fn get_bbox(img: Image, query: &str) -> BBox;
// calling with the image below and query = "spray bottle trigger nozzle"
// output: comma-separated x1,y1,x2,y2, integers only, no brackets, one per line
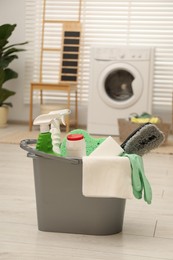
61,115,66,126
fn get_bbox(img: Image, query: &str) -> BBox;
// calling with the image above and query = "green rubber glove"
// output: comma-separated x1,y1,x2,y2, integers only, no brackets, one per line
123,153,143,200
136,156,152,204
122,153,152,204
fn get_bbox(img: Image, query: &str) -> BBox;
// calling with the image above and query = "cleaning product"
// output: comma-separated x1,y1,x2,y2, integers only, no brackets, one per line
36,132,53,154
130,117,160,124
121,122,165,156
33,114,53,154
61,128,152,203
66,134,86,157
61,124,164,157
60,129,106,156
49,109,71,154
33,109,71,154
129,112,161,124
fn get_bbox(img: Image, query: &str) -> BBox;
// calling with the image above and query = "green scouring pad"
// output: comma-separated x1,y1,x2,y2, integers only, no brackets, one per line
60,129,106,156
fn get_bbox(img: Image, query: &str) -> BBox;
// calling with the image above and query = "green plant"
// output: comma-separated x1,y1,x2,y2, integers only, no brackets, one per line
0,24,28,107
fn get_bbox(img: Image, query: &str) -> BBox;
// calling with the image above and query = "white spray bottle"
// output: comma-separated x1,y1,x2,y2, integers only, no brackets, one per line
49,109,71,154
33,109,71,154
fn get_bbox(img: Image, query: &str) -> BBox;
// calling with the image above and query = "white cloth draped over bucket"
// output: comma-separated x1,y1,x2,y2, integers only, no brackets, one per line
82,136,133,199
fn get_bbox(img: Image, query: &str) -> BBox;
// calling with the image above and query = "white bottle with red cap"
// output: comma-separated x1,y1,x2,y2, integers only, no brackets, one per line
66,134,86,157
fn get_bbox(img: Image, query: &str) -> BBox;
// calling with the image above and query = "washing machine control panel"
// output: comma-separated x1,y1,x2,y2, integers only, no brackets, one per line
94,47,151,61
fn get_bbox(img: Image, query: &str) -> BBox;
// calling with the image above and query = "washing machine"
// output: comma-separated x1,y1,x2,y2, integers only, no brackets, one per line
87,46,154,135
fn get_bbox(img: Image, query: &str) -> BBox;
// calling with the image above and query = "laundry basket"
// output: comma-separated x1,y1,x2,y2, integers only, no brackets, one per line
20,139,126,235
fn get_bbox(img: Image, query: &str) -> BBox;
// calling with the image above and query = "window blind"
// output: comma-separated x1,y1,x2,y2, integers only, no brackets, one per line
25,0,173,112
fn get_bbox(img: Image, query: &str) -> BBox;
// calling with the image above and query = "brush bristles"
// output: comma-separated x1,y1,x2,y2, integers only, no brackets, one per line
123,124,165,156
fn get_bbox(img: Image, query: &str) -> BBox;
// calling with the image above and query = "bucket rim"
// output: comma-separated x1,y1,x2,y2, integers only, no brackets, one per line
20,139,82,165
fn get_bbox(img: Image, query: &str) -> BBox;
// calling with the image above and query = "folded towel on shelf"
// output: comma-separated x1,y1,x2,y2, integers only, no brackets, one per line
82,136,133,199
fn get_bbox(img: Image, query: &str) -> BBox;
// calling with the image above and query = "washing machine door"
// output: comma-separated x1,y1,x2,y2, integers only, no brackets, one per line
98,63,143,109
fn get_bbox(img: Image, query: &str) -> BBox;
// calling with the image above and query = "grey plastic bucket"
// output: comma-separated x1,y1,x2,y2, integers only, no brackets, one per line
20,139,126,235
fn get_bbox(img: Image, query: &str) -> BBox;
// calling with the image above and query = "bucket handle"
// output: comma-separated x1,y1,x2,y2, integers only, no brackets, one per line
20,139,81,165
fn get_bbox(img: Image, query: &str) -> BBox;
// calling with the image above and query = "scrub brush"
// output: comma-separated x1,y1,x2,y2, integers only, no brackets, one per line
121,122,165,156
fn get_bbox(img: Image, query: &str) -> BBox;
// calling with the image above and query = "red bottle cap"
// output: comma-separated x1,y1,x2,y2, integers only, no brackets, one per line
67,134,84,141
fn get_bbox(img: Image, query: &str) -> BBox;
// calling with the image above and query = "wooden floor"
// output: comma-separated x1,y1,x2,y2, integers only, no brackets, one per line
0,125,173,259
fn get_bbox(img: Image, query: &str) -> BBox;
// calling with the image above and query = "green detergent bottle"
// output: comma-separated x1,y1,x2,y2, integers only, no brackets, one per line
36,132,53,153
34,121,53,154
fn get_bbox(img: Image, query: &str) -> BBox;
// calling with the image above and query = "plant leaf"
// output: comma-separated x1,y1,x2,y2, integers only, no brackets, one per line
1,102,13,107
0,55,18,68
0,68,18,87
0,24,16,48
0,88,15,106
0,39,8,50
2,41,28,51
3,47,26,56
3,68,18,83
0,68,5,87
0,23,28,107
